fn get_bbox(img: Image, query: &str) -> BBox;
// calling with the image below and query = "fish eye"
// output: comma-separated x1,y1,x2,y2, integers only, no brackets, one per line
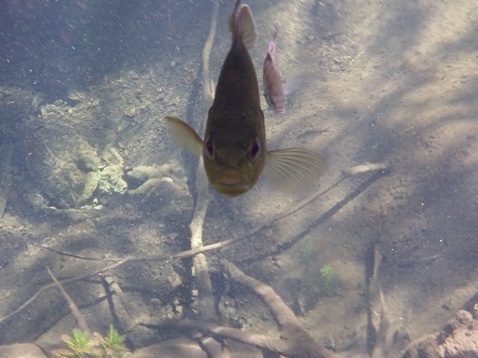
249,138,261,161
204,136,214,158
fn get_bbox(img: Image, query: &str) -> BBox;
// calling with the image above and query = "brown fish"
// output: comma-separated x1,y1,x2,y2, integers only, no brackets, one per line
165,0,326,197
263,22,294,114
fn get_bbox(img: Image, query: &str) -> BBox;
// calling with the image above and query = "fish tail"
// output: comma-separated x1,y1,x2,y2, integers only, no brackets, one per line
229,0,256,49
268,21,280,56
268,38,275,57
272,21,280,42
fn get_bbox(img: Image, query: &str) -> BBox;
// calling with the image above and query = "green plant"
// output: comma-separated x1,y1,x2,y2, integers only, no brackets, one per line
52,325,127,358
320,264,335,294
97,325,127,356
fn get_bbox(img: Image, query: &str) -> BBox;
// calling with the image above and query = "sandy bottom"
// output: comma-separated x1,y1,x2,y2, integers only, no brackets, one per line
0,0,477,357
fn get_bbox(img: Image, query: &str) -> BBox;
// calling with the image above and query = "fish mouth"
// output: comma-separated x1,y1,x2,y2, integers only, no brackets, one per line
213,174,250,197
216,174,244,186
274,107,286,114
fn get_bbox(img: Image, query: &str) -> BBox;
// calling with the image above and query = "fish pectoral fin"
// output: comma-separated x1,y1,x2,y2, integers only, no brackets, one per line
263,148,327,193
283,77,301,96
164,116,203,156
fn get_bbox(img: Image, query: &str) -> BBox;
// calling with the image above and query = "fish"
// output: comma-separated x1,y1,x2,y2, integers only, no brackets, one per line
263,22,296,114
165,0,327,197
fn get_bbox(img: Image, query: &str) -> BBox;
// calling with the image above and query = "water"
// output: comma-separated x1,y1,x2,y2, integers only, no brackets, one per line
0,1,477,357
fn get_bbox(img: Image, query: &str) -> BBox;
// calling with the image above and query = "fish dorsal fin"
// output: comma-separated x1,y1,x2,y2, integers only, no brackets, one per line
164,116,203,156
229,0,242,32
263,148,327,193
229,1,256,49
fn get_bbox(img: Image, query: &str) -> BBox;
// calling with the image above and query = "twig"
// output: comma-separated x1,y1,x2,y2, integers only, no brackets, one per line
47,267,90,333
0,257,130,324
159,261,335,358
201,0,220,99
222,261,334,358
0,239,242,325
1,168,389,327
33,243,118,261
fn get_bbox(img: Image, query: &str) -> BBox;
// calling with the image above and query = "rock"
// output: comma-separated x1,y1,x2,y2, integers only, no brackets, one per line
0,343,49,358
437,310,478,358
401,309,478,358
124,338,206,358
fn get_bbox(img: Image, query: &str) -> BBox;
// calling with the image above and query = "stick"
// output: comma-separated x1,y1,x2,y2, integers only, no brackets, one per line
47,267,90,333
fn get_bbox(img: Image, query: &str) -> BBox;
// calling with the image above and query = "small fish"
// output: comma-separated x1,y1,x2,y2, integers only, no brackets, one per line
263,22,295,114
165,0,326,197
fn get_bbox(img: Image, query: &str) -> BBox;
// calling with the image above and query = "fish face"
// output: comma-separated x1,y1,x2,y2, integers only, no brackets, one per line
203,135,265,197
164,1,327,197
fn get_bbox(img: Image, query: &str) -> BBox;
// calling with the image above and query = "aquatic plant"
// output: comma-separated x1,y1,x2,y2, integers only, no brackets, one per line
51,325,127,358
320,264,335,294
97,325,128,356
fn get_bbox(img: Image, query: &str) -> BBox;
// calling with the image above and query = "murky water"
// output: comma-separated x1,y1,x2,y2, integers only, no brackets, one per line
1,1,478,357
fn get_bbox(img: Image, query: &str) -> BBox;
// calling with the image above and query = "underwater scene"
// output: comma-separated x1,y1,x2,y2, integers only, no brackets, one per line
0,0,478,357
